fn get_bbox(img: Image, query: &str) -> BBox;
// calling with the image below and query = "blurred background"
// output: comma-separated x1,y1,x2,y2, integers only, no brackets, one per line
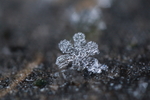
0,0,150,99
0,0,150,54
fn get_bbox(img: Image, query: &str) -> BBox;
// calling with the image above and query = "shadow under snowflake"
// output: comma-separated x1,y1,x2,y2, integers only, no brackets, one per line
56,32,108,73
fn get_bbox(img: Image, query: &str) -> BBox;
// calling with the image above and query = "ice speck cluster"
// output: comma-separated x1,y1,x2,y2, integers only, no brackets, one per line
56,32,108,73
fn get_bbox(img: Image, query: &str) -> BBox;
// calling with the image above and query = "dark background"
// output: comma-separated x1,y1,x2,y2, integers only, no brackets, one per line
0,0,150,100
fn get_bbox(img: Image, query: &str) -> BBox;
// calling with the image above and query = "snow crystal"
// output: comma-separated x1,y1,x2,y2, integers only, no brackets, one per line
56,32,108,73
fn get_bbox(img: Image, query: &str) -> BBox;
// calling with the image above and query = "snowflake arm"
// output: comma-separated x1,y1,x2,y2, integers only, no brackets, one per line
84,41,100,56
56,54,73,69
73,32,86,47
58,39,73,53
82,57,102,73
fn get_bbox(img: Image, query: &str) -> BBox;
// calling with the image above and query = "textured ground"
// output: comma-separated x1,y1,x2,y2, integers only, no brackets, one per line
0,0,150,100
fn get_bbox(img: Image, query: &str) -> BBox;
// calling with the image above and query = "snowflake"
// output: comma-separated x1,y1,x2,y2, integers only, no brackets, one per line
56,32,108,73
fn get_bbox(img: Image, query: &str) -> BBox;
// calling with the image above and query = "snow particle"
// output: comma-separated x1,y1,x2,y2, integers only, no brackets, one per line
56,32,108,73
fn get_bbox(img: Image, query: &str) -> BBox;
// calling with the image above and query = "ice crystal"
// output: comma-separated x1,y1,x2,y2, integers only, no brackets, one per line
56,32,108,73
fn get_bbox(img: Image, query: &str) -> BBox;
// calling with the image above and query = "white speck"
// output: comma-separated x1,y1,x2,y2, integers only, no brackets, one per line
110,83,114,86
114,84,122,90
6,86,10,89
25,79,34,82
40,88,46,92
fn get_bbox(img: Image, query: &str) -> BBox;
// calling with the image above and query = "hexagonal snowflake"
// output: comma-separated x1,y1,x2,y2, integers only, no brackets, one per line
56,32,108,73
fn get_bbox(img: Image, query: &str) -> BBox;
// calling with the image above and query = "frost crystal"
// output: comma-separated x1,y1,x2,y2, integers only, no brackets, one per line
56,32,108,73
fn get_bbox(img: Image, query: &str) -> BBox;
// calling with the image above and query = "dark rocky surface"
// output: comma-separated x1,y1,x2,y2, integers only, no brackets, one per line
0,0,150,100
